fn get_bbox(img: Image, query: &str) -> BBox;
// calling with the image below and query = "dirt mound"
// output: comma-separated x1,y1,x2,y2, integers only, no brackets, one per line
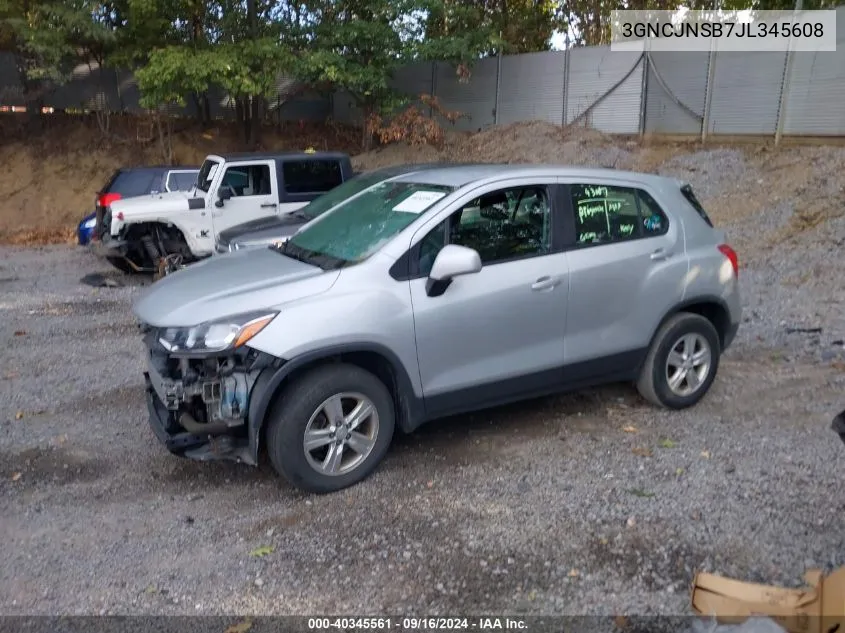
2,117,844,252
353,122,647,172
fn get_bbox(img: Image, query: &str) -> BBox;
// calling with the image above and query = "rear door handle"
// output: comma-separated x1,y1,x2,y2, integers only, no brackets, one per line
260,202,277,209
531,275,561,291
650,248,673,261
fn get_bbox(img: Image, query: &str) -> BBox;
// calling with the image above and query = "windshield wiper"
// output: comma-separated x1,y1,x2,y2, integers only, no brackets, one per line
270,240,347,271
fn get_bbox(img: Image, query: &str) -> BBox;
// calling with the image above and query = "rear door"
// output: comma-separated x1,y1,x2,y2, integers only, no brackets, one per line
278,158,345,214
559,178,686,375
210,160,279,234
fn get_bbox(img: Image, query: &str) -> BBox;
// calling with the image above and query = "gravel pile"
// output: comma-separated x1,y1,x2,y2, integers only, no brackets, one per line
1,141,845,619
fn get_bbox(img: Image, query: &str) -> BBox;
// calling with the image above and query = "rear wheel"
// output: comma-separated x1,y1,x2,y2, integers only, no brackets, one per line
265,364,395,493
637,312,721,409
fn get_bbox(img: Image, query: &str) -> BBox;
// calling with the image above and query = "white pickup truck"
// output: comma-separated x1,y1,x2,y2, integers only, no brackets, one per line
91,151,354,273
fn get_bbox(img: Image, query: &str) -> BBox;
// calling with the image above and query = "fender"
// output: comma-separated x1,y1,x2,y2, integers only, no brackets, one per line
245,343,426,464
153,217,210,257
648,294,736,356
111,194,213,257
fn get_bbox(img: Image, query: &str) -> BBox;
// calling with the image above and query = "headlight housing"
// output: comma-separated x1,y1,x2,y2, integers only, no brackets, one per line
158,311,277,354
83,217,96,229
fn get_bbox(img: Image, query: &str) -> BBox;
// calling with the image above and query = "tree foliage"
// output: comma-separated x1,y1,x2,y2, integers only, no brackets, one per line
4,0,837,144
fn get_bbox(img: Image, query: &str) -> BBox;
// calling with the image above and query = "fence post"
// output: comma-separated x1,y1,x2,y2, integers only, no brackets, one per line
774,51,794,146
561,45,571,126
639,45,650,138
494,49,502,125
429,62,437,119
701,44,716,143
775,0,802,145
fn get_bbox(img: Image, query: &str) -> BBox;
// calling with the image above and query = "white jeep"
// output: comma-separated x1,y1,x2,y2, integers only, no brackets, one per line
91,151,354,273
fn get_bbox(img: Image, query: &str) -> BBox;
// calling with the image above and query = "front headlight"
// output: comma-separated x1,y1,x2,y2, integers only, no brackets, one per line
158,311,277,353
83,217,96,229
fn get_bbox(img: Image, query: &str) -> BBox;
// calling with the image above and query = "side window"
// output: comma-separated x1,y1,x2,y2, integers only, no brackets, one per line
283,160,344,194
570,184,668,246
638,190,668,236
220,164,271,197
571,184,638,245
417,221,447,277
415,186,552,276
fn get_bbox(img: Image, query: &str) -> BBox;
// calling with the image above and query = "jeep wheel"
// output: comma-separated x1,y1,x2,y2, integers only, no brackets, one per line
266,364,395,493
637,312,721,409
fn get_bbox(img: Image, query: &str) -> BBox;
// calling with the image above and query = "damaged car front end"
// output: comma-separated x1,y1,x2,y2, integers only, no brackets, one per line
140,311,278,464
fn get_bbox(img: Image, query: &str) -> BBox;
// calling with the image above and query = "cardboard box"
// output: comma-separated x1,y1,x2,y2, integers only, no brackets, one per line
691,566,845,633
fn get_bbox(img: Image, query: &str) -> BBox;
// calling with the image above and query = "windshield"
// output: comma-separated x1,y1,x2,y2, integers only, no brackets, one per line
196,159,220,193
167,170,200,192
280,180,454,268
297,170,398,220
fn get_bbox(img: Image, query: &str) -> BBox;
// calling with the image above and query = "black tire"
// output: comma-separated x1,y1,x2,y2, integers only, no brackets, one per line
636,312,721,409
265,363,395,494
105,255,136,274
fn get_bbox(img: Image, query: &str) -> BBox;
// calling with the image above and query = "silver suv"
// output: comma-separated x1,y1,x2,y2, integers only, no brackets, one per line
132,164,741,494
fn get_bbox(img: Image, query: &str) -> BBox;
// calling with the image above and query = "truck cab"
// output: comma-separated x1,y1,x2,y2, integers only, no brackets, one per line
93,151,354,273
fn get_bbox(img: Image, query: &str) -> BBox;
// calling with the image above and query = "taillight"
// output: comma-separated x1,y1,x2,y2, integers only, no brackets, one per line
98,192,121,208
718,244,739,278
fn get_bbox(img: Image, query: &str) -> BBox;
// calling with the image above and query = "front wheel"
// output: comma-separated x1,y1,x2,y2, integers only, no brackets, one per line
637,312,721,409
265,364,395,493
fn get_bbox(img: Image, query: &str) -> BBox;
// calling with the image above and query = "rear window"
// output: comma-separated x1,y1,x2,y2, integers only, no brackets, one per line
680,185,713,227
105,170,159,197
283,160,344,194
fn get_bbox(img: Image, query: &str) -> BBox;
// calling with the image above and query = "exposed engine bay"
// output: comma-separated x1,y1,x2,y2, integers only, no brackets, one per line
141,325,274,462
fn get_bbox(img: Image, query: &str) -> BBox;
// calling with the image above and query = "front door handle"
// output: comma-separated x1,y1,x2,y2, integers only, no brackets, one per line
260,202,277,209
531,275,561,291
650,248,673,261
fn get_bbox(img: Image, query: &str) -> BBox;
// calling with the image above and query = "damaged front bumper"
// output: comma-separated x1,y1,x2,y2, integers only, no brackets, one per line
142,333,277,465
90,234,150,273
90,234,129,259
833,409,845,447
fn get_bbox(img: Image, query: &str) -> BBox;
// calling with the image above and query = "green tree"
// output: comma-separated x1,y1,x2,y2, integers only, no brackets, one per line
0,0,116,129
295,0,501,150
424,0,567,55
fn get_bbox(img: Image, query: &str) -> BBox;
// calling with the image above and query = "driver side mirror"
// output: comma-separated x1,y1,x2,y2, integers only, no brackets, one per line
425,244,482,297
215,187,233,208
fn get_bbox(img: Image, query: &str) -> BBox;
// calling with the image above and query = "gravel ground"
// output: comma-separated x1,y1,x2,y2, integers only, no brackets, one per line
1,145,845,622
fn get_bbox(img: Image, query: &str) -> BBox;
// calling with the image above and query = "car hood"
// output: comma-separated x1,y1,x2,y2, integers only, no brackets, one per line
132,246,339,327
218,214,308,245
110,190,200,216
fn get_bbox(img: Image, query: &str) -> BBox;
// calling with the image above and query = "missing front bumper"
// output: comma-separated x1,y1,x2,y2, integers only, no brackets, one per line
144,373,255,464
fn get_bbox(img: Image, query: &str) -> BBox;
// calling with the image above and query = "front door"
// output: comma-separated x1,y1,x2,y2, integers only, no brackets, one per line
408,181,570,418
211,160,279,235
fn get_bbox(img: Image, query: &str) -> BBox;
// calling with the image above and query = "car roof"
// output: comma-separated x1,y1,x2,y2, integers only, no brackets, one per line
119,165,199,172
390,164,683,189
215,151,349,162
